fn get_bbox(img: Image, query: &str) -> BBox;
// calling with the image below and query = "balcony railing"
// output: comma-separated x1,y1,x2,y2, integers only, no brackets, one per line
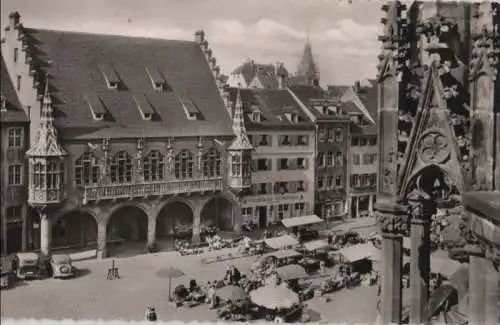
28,188,65,205
83,178,223,203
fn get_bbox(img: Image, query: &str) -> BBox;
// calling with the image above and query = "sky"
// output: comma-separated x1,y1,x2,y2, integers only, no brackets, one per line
1,0,384,86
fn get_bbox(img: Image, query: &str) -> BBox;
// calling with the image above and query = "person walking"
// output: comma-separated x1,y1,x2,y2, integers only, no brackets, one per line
145,306,157,321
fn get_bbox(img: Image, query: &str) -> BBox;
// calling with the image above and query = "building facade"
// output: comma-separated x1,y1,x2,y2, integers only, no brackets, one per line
0,56,30,256
224,87,315,228
1,13,254,258
227,60,289,89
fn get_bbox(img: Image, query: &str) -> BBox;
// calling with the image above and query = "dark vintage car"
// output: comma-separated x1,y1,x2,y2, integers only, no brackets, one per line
50,254,74,278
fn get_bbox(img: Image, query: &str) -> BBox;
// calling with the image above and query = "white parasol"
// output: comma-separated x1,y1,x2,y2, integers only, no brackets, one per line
249,283,300,309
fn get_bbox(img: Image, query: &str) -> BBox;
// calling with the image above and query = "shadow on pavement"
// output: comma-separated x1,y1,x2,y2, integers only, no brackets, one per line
303,307,322,322
73,267,92,279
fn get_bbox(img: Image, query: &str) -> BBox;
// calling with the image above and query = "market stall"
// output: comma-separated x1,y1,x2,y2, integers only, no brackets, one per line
281,215,324,242
264,235,299,250
276,264,308,281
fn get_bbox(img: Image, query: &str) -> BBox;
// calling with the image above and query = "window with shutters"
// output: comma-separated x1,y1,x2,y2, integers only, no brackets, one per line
369,137,377,146
8,128,23,148
8,164,22,185
111,151,133,183
279,158,289,170
297,158,307,169
327,152,334,166
359,137,367,146
275,182,288,194
335,128,343,143
335,175,343,188
335,152,343,166
352,138,359,146
319,129,326,142
327,128,335,141
318,177,324,189
256,158,270,171
202,148,221,178
259,135,270,146
297,181,306,192
326,176,334,189
318,152,325,167
353,154,360,165
145,150,165,181
353,174,360,186
241,207,253,220
362,153,371,165
278,204,289,220
297,135,308,145
295,202,306,216
280,135,291,146
75,152,100,186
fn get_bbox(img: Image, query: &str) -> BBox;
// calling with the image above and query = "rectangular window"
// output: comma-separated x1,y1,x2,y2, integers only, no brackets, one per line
8,164,22,185
275,182,288,194
296,158,307,169
335,175,343,187
318,152,325,167
259,134,270,146
279,135,291,146
363,153,371,165
295,203,306,216
297,135,308,145
327,128,335,141
14,48,18,63
296,181,306,192
326,176,334,189
369,137,377,146
353,154,360,165
279,158,289,170
335,128,343,143
241,207,253,221
7,206,22,221
327,152,334,166
352,138,359,146
318,177,324,189
16,75,21,91
360,138,367,146
335,152,343,166
319,129,326,142
353,174,360,186
257,159,271,171
8,128,23,147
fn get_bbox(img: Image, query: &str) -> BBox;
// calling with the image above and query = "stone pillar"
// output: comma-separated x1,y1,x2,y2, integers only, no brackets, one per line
232,204,242,235
483,257,499,325
96,221,107,260
407,193,432,325
355,196,360,218
469,255,486,325
368,195,374,216
40,212,51,256
375,200,408,324
147,216,156,247
192,208,201,244
1,212,7,256
346,196,352,218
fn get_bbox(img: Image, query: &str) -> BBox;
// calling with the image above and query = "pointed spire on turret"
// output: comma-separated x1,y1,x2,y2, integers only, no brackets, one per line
228,87,253,151
26,75,67,157
295,35,320,86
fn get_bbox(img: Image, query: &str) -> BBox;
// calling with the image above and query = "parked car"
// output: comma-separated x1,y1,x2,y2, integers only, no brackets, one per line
50,254,74,278
16,252,42,280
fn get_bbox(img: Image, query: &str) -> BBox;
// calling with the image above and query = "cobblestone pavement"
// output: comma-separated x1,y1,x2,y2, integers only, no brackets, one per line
1,247,378,323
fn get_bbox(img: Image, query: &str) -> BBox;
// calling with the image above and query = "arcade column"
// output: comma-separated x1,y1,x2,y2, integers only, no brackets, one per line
375,200,409,324
96,221,107,260
39,211,51,256
191,207,201,244
147,215,157,247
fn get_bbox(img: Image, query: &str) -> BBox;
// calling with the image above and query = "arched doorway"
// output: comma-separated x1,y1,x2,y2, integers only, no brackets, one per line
201,197,234,231
156,201,193,240
107,206,148,242
52,211,98,249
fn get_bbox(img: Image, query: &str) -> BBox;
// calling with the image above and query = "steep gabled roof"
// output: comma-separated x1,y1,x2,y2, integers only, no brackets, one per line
22,28,233,139
355,80,378,122
231,61,289,86
0,56,28,123
227,87,314,130
327,85,350,98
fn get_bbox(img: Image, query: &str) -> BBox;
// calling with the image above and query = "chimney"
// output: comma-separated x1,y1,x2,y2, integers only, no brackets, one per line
194,30,205,44
9,12,20,28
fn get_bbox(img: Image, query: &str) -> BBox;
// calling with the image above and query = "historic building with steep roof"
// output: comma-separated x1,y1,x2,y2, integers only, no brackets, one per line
1,13,255,258
227,60,290,89
223,86,316,228
1,56,30,255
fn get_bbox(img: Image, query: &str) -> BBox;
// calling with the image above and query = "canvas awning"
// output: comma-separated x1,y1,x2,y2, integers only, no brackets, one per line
430,257,463,278
338,243,379,262
264,250,302,260
304,239,329,251
281,215,323,228
264,235,299,249
277,264,308,280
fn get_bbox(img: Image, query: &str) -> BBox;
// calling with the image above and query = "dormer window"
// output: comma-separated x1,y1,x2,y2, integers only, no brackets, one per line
251,110,261,122
133,94,155,120
145,67,165,92
179,95,200,120
284,112,299,123
100,64,120,89
85,94,107,121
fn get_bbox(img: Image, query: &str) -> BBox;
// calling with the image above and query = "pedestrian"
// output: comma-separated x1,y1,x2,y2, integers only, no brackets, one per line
145,305,157,322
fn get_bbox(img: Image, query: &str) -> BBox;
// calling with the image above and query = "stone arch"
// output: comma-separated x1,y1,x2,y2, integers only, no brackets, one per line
107,205,148,241
200,196,234,231
156,200,194,239
51,210,99,249
405,164,460,205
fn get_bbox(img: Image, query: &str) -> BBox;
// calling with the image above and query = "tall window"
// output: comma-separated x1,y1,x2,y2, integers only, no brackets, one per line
46,161,64,189
75,152,100,186
202,148,221,177
144,150,164,181
327,152,334,166
33,162,44,188
335,152,343,166
174,150,193,179
8,164,22,185
353,154,360,165
295,202,306,216
111,151,132,183
242,207,253,222
335,128,343,143
16,75,21,90
231,155,241,176
8,128,23,147
14,48,19,62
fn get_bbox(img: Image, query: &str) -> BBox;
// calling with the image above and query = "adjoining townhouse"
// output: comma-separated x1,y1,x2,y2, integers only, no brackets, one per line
226,60,289,89
1,13,255,258
1,56,30,255
290,85,352,222
343,80,378,219
224,87,316,228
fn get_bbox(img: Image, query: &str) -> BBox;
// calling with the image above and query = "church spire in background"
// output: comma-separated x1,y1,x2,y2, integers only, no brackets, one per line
295,33,320,87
